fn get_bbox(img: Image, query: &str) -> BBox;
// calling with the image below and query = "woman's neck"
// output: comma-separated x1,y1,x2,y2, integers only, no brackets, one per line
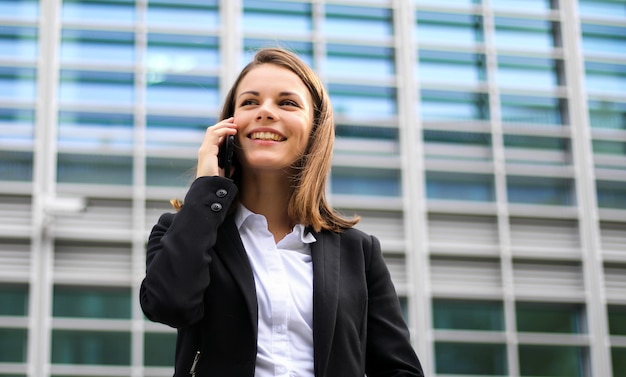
239,170,295,242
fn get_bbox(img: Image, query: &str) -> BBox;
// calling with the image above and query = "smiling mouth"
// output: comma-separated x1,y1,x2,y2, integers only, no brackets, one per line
249,131,285,142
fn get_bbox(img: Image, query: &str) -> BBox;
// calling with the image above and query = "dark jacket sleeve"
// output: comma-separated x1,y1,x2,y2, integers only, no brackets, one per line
364,234,424,377
140,176,238,328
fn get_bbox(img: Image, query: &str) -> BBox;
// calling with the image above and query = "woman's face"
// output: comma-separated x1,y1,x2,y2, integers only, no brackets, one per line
233,63,314,174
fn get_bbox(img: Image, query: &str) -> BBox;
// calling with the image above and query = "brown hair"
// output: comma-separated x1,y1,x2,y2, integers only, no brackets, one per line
220,47,358,232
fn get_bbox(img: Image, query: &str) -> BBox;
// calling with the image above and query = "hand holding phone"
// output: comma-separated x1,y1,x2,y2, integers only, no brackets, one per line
218,135,235,178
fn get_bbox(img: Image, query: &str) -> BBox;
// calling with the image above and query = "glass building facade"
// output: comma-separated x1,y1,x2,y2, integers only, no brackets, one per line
0,0,625,376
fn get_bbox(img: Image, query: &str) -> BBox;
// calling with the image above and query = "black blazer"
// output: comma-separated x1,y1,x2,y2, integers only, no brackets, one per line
140,176,423,377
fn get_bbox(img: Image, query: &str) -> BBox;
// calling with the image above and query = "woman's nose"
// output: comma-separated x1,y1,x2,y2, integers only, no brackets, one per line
256,102,276,120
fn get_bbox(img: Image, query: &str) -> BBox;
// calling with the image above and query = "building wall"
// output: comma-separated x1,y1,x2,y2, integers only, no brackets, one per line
0,0,625,376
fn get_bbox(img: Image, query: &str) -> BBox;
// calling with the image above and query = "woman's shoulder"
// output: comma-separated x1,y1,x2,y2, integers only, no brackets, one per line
319,226,380,250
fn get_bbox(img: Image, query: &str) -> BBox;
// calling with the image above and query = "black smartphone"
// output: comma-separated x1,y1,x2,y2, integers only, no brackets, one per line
217,134,235,178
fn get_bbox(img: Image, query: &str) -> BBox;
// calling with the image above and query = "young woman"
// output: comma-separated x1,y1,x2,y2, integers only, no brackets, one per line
140,47,424,377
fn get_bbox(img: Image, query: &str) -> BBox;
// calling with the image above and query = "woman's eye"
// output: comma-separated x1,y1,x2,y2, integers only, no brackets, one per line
240,99,256,106
281,99,299,107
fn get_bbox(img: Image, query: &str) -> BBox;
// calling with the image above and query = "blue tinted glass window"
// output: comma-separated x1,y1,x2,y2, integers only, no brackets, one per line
57,153,132,185
578,0,626,18
504,134,569,166
424,130,491,146
416,11,483,46
594,140,626,158
0,0,39,19
597,180,626,209
585,62,626,95
58,70,134,106
326,44,394,80
494,17,557,51
424,130,492,161
0,283,28,316
58,111,133,149
517,302,585,334
51,330,130,365
419,50,486,85
582,24,626,57
147,0,219,29
0,107,35,145
0,328,28,362
0,26,38,60
243,39,313,68
613,347,626,377
60,29,134,66
588,100,626,130
325,5,392,41
0,150,33,181
519,345,587,377
146,74,218,110
144,332,176,366
146,157,195,187
0,67,36,101
336,124,398,141
421,90,489,121
500,95,564,125
609,305,626,335
53,286,131,319
62,0,135,24
498,56,561,89
507,176,574,205
146,114,209,154
435,342,507,375
491,0,554,11
433,299,504,331
427,172,495,201
329,84,396,119
243,0,312,35
147,34,219,74
331,167,401,197
415,0,480,6
146,114,210,131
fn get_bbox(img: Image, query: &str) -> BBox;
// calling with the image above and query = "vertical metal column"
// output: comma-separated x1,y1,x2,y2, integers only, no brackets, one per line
560,2,612,377
28,0,63,376
131,1,148,375
481,1,520,375
220,0,242,100
395,0,432,374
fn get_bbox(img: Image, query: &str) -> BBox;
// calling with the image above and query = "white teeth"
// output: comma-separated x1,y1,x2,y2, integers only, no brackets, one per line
250,132,284,141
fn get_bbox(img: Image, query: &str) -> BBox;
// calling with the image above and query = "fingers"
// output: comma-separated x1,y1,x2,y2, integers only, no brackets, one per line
196,118,238,178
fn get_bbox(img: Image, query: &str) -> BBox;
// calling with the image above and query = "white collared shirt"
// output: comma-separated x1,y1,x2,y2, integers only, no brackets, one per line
235,204,316,377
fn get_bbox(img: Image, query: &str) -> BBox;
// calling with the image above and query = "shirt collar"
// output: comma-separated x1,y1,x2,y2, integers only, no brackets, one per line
235,204,316,244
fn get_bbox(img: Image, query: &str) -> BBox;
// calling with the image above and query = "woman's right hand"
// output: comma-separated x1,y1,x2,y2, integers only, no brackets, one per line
196,117,238,178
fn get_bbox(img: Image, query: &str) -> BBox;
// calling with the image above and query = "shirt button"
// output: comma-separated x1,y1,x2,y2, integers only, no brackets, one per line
216,188,227,198
210,203,222,212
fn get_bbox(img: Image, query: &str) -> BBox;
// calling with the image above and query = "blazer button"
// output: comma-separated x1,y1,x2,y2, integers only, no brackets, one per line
210,203,222,212
216,188,228,198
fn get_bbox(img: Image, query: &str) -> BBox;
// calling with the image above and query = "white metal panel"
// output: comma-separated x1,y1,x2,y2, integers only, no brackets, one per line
53,242,132,284
0,195,32,237
600,221,626,253
428,214,499,253
0,240,30,280
382,253,408,294
513,261,584,299
145,200,175,235
52,198,134,241
430,257,502,295
604,264,626,301
354,210,405,252
510,217,581,253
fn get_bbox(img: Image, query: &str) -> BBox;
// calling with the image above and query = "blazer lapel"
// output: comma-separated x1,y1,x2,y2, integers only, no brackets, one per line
311,230,340,377
215,217,258,331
